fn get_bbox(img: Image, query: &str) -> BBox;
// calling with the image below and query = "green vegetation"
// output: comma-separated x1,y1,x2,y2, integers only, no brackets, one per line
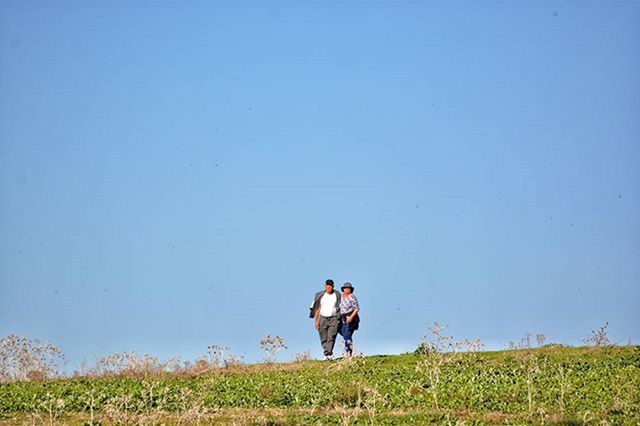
1,345,638,425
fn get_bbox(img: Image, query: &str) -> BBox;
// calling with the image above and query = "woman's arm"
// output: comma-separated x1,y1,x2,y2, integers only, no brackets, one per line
347,308,359,323
347,295,359,323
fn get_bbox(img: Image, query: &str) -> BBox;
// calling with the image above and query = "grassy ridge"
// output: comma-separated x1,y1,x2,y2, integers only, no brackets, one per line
1,346,639,424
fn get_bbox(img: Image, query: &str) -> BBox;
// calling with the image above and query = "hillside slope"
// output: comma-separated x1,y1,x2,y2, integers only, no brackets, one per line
1,346,639,425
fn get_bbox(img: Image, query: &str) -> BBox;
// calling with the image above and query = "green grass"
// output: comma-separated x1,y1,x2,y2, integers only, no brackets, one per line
1,346,638,424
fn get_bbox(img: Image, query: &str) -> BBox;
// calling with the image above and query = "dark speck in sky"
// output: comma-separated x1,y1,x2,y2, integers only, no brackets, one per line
618,194,622,198
552,11,559,16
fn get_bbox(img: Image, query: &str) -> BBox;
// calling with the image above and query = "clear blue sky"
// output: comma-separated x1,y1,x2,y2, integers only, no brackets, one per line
1,1,638,370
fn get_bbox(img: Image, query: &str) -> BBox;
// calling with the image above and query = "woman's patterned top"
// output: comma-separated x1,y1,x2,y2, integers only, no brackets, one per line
339,294,360,315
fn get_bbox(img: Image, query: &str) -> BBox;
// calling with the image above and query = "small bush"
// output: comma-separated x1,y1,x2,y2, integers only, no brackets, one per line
0,335,65,382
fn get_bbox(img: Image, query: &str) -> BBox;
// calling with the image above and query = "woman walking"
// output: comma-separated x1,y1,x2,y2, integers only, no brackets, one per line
338,282,360,358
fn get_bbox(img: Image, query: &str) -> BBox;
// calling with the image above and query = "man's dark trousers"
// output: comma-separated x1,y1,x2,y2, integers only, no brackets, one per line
318,315,340,356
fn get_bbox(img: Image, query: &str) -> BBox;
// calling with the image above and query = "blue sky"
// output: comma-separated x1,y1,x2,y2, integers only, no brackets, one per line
1,1,638,369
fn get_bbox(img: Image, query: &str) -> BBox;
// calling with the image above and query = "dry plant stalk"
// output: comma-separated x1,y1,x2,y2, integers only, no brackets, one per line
536,333,546,347
556,364,571,413
294,350,312,362
259,334,287,363
584,322,611,347
205,344,230,368
334,403,360,426
94,351,162,378
40,392,66,426
415,322,484,410
361,385,386,425
103,394,134,425
519,351,541,418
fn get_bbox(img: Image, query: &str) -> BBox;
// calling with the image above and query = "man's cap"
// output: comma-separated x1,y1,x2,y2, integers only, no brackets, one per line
325,279,334,286
341,282,354,291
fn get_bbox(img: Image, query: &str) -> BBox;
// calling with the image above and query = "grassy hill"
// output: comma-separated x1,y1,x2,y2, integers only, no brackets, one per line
1,346,639,425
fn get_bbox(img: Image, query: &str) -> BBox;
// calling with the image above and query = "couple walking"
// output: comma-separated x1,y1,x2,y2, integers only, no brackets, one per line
309,279,360,360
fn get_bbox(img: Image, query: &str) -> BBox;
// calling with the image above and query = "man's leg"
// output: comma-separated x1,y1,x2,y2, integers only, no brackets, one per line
324,316,340,356
318,316,330,356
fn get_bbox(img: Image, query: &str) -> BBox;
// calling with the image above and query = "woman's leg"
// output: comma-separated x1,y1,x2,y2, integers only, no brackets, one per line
341,322,353,356
348,328,355,355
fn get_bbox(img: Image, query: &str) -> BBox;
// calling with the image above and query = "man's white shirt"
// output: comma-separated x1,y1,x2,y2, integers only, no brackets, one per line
319,292,338,317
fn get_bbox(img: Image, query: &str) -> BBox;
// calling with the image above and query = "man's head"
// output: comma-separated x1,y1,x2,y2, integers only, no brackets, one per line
325,279,335,293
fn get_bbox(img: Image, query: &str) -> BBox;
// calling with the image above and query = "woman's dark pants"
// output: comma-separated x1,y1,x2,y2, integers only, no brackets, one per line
339,316,355,355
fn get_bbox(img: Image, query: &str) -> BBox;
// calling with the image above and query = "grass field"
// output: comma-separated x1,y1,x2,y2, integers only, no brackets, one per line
1,345,639,425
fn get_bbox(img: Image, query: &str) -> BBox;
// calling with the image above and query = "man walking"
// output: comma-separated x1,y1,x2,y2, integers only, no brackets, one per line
309,279,341,360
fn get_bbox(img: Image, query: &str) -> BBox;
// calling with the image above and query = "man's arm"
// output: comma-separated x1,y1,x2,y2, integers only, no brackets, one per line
314,306,320,329
309,292,320,318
